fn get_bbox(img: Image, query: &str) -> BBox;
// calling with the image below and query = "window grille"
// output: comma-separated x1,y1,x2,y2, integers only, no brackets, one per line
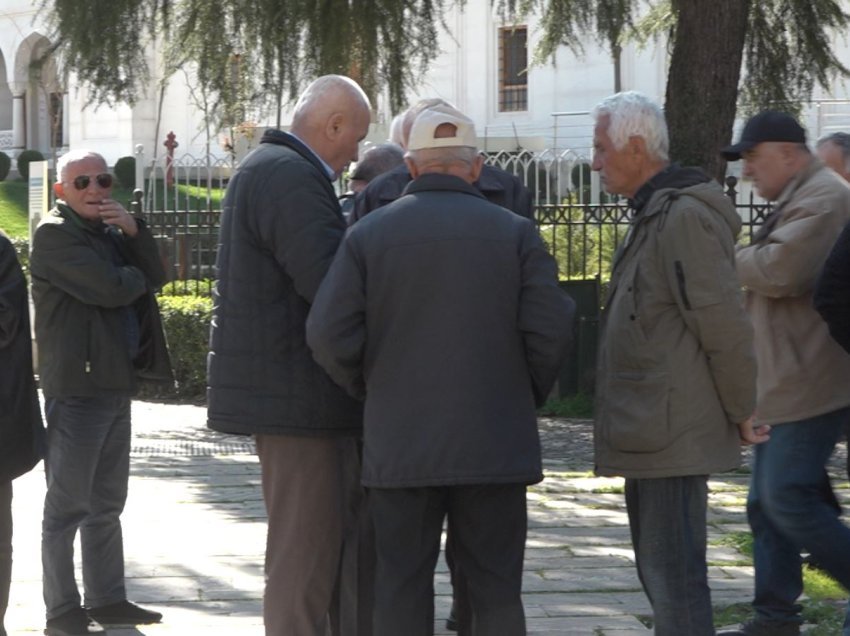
498,26,528,112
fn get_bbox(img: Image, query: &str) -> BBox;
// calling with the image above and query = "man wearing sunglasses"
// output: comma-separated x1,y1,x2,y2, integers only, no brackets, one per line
30,150,172,636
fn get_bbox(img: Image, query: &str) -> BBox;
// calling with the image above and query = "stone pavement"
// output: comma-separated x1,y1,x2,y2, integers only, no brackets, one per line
5,401,849,635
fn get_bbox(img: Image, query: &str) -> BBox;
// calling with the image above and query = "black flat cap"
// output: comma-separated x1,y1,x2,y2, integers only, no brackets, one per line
722,111,806,161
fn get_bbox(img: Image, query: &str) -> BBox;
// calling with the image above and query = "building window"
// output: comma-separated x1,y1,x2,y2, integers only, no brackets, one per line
49,92,63,148
498,26,528,112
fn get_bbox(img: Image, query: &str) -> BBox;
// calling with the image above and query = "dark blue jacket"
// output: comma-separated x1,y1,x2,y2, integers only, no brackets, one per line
0,233,44,482
207,130,363,437
815,220,850,354
307,174,574,487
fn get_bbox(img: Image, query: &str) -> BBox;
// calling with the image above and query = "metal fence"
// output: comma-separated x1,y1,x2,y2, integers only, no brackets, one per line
140,150,769,296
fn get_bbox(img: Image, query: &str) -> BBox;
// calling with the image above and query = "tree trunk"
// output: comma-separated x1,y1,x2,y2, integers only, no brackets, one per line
665,0,750,181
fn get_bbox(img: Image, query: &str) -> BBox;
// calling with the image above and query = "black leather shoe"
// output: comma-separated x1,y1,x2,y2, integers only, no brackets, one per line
87,600,162,626
718,619,801,636
44,607,106,635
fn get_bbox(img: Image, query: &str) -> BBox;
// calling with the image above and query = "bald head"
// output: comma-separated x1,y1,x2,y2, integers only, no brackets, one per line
291,75,372,176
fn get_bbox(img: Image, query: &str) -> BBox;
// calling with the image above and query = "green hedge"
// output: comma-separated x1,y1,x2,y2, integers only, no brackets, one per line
114,156,135,190
17,149,44,180
0,152,11,181
140,293,212,401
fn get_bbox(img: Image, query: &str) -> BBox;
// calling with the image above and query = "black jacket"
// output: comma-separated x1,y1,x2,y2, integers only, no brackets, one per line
350,163,534,224
815,219,850,354
30,205,173,398
207,130,363,437
307,173,575,487
0,233,45,482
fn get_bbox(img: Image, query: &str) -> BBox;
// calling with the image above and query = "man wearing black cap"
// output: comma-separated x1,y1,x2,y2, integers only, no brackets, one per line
720,111,850,636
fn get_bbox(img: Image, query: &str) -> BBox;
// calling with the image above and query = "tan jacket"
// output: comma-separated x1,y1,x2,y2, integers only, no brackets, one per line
595,175,756,479
737,159,850,425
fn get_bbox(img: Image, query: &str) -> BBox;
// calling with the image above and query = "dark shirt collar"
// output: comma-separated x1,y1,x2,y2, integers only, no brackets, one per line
401,172,487,199
627,163,710,214
627,164,677,213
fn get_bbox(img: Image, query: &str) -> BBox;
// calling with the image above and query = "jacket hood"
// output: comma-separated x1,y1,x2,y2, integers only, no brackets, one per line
643,167,742,238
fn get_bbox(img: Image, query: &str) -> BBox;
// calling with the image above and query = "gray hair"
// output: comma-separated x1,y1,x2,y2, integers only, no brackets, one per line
405,146,478,170
56,150,106,183
350,143,404,182
592,91,669,162
817,132,850,171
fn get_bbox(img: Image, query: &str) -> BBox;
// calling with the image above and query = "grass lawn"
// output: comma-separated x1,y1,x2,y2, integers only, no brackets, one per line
711,530,848,632
0,180,29,238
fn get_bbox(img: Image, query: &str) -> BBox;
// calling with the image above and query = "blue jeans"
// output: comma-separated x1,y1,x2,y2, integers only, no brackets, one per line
42,396,131,619
747,407,850,627
624,475,713,636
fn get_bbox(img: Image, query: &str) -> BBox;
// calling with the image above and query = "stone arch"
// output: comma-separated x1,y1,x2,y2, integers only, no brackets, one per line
13,32,63,155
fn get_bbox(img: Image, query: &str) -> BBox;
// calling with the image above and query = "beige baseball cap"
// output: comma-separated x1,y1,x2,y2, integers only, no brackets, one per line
407,104,477,151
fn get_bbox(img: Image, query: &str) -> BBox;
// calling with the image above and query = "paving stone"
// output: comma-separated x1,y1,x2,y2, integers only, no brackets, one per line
7,403,844,635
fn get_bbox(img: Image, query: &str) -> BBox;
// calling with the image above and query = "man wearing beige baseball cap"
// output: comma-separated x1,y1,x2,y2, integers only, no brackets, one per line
306,104,575,635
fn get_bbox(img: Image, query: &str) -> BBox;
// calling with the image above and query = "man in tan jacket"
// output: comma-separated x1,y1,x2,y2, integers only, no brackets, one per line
721,111,850,636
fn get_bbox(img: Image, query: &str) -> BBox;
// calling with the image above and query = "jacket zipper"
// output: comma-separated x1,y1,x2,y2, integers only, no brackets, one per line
86,323,92,373
674,261,692,310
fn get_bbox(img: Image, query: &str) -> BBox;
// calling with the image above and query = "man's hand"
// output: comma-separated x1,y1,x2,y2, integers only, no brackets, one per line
738,415,770,446
98,199,138,237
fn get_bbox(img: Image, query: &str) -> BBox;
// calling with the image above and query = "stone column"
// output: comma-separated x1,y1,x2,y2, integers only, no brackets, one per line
11,92,24,151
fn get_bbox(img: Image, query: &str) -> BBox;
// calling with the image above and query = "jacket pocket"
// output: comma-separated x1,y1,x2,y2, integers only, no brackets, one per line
604,370,670,452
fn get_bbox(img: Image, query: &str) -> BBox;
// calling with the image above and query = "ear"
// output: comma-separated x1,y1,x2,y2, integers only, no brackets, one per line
405,157,420,179
628,135,647,158
325,113,344,140
469,154,484,182
53,182,64,198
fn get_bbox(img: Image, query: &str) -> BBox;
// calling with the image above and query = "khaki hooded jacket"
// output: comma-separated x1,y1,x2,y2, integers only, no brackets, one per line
595,169,756,479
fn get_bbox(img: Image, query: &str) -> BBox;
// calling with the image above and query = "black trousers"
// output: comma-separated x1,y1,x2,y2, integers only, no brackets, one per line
0,481,12,636
369,484,527,636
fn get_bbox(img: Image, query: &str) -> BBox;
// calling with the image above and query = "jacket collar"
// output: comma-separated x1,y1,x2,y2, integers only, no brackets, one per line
773,156,823,209
401,173,487,199
628,163,710,215
54,201,108,234
260,129,335,181
475,165,507,194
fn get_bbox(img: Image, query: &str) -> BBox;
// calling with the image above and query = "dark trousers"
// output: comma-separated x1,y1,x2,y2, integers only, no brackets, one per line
0,481,11,636
625,475,714,636
370,484,527,636
42,396,131,619
255,434,370,636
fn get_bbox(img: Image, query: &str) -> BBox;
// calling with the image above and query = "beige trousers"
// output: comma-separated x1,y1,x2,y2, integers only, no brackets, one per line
255,434,370,636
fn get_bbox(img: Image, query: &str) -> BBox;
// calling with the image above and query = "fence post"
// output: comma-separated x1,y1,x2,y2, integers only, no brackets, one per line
131,189,143,217
134,144,145,197
724,175,738,202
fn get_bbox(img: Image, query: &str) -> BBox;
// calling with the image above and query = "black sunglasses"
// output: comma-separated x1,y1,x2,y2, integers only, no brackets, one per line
71,173,113,190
